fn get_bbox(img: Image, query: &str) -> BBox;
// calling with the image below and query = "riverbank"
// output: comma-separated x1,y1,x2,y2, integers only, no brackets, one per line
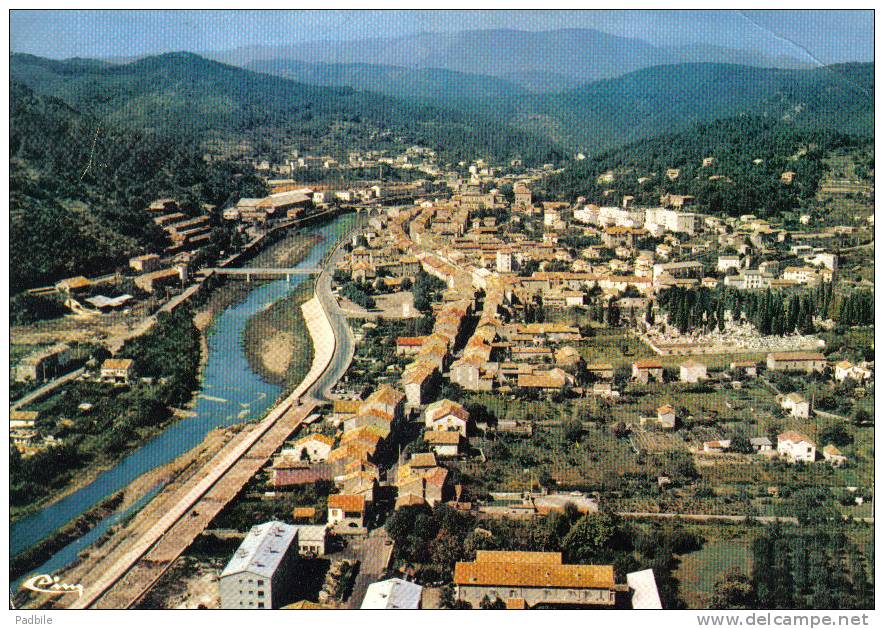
10,215,351,581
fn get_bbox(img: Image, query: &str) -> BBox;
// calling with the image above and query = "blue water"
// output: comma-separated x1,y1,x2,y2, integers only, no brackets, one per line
10,215,354,561
11,485,162,593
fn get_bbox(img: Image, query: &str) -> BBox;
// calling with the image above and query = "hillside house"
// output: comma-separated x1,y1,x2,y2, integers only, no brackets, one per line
777,431,816,463
833,360,872,383
632,359,664,384
750,437,773,453
129,253,161,273
822,444,847,467
586,363,615,380
15,343,72,382
730,360,758,378
100,358,134,385
424,399,470,436
780,392,811,418
641,404,676,429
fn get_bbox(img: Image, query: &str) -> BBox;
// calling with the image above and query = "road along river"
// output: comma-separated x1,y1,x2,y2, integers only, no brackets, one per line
10,214,357,564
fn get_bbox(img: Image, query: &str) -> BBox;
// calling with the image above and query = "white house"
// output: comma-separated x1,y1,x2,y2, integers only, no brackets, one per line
780,392,811,418
833,360,872,383
423,399,470,437
282,434,334,463
777,431,816,463
822,444,847,467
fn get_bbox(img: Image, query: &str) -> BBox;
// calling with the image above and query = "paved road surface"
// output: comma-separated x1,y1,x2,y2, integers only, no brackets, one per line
345,528,394,609
307,225,360,401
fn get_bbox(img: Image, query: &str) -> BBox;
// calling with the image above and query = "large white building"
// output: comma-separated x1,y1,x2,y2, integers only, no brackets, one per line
219,521,300,609
644,208,703,236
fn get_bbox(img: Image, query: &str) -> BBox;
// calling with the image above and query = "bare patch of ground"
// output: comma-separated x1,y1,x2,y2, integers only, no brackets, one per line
259,331,294,376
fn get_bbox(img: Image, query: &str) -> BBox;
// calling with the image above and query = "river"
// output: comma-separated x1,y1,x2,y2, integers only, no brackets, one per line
10,214,355,564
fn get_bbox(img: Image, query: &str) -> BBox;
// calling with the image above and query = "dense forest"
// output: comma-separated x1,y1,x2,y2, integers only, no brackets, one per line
539,116,870,217
9,82,267,292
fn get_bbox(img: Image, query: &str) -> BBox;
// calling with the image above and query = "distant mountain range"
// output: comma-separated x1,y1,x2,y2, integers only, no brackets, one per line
11,52,872,159
207,28,814,91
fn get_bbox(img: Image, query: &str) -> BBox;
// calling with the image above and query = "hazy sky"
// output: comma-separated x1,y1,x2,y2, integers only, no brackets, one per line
10,10,874,64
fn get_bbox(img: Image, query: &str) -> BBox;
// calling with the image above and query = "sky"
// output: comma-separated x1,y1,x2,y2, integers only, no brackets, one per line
10,10,874,65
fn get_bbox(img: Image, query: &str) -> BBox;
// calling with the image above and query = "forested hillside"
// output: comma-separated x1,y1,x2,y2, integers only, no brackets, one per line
10,52,564,165
245,59,528,103
501,62,874,151
10,82,267,292
538,116,871,218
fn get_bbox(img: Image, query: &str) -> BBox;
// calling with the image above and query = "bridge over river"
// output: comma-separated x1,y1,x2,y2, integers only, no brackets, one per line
202,267,321,281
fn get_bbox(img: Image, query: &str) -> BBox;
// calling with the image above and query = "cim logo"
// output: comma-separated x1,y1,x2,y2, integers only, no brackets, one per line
20,574,83,598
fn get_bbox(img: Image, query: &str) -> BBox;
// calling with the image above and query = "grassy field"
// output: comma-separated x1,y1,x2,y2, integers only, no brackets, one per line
676,533,754,608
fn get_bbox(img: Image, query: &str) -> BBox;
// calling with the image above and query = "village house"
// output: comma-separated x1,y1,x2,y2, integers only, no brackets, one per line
129,253,161,273
294,524,328,556
360,384,406,422
219,521,300,609
361,578,423,610
402,363,439,407
517,368,574,392
424,399,470,436
453,551,617,609
282,434,334,463
55,276,91,295
327,494,366,530
134,267,184,294
424,430,462,457
730,360,758,378
100,358,134,385
641,404,676,430
396,336,426,356
780,392,811,418
822,444,848,467
766,352,826,374
777,431,816,463
679,359,708,383
749,437,773,454
632,359,664,384
833,360,873,383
